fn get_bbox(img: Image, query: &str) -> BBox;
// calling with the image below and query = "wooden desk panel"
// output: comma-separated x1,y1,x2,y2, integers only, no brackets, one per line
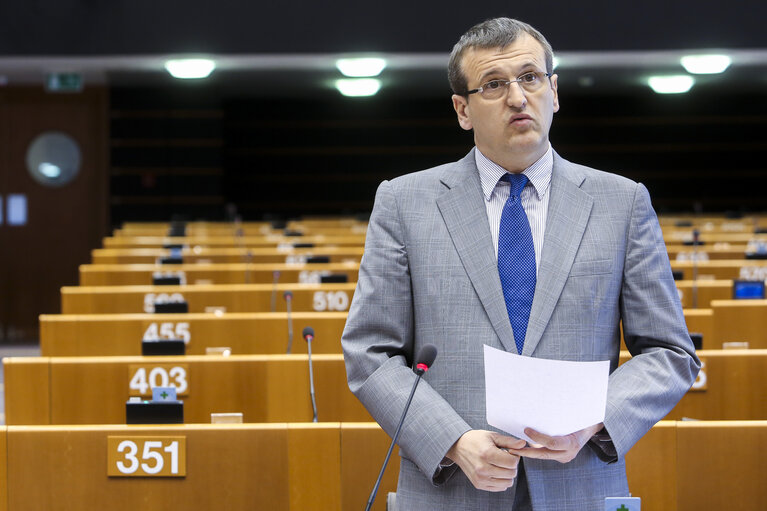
671,260,767,280
103,235,366,249
625,421,677,511
1,423,394,511
40,312,348,356
620,350,767,420
91,246,365,264
5,424,337,511
4,355,370,426
711,299,767,349
683,309,714,346
62,283,357,314
667,244,750,261
79,262,360,286
2,421,764,511
676,421,767,511
675,280,732,308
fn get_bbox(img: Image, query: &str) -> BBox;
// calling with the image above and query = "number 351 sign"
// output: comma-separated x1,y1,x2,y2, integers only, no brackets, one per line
108,436,186,477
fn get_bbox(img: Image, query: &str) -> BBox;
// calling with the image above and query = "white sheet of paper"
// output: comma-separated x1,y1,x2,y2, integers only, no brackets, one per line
483,344,609,443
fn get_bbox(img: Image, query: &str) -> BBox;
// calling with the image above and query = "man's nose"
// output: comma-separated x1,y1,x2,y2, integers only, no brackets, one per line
506,81,527,109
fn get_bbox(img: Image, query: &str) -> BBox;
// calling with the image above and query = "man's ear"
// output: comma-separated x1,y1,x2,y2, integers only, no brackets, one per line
550,74,560,113
452,94,473,131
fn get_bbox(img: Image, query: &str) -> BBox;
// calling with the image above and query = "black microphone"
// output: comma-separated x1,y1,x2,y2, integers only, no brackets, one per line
364,344,438,511
284,291,294,354
303,327,318,423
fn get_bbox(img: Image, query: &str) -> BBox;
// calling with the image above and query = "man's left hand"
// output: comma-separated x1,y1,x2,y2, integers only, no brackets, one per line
507,422,605,463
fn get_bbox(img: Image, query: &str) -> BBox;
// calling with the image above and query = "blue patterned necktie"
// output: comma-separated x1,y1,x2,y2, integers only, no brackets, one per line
497,173,536,354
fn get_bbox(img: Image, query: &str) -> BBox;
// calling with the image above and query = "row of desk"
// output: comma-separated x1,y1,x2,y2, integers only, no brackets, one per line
0,421,763,511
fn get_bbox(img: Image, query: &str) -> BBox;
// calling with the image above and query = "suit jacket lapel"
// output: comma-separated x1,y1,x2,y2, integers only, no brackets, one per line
523,153,594,356
436,151,517,353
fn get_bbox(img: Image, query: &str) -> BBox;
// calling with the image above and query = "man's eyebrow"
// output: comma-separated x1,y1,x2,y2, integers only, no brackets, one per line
478,61,541,83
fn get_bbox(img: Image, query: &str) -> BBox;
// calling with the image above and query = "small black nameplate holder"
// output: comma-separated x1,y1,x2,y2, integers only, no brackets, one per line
142,339,186,356
154,301,189,313
126,401,184,424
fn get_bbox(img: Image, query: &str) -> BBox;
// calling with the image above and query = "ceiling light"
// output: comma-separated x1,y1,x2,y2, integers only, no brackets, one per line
335,78,381,97
680,54,731,74
552,56,560,70
164,58,216,79
335,58,387,77
647,75,695,94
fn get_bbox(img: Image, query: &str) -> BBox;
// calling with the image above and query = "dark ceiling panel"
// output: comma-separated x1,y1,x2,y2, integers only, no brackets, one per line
0,0,763,55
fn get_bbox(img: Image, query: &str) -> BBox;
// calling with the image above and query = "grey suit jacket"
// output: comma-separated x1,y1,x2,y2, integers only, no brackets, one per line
341,149,700,510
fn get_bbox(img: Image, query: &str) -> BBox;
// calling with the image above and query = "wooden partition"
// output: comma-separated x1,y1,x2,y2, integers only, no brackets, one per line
711,299,767,349
103,235,367,249
8,351,763,426
674,280,733,308
683,309,714,345
3,423,395,511
40,312,347,356
3,355,369,425
79,262,360,286
670,260,767,280
91,246,365,264
0,421,764,511
61,283,357,314
666,244,750,261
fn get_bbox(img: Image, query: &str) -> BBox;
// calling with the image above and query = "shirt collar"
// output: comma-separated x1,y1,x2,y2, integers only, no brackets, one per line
476,145,553,201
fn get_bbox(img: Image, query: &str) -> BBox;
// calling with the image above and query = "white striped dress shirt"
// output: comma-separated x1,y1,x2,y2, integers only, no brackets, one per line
475,145,553,273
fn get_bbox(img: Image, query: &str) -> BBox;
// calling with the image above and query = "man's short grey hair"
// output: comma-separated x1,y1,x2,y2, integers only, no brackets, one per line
448,17,554,95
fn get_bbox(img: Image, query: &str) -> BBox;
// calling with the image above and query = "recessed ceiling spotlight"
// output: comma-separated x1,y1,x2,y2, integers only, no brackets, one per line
164,58,216,79
335,58,387,77
648,75,695,94
335,78,381,97
680,54,731,74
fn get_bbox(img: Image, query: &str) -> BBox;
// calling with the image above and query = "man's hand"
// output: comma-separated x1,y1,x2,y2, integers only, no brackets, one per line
446,430,526,492
508,422,605,463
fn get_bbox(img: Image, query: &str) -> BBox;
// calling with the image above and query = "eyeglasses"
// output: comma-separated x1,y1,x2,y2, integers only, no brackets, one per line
465,71,551,99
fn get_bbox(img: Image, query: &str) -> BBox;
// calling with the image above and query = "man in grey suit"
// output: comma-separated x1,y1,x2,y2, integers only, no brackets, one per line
342,17,699,510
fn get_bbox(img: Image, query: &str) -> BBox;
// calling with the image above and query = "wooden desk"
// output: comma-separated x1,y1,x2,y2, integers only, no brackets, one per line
103,234,367,249
2,423,395,511
79,262,360,286
91,246,365,264
3,355,369,425
683,309,714,345
1,421,764,511
619,350,767,420
671,260,767,280
674,280,733,308
711,299,767,349
667,244,750,261
61,283,357,314
40,312,348,356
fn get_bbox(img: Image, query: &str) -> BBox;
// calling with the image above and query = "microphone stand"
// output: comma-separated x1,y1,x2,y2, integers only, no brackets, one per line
306,333,318,423
284,291,294,354
364,365,428,511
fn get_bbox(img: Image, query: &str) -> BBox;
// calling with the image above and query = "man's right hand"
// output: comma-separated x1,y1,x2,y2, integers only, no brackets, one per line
445,430,526,492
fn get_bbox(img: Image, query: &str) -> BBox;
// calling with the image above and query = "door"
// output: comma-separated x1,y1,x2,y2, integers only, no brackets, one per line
0,87,108,342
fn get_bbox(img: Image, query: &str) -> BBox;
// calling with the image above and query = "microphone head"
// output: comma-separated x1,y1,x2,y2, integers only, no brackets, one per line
302,326,315,340
414,343,438,373
283,291,293,300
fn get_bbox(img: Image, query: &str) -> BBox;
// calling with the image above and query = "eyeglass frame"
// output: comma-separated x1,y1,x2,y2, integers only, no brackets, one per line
463,71,553,98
